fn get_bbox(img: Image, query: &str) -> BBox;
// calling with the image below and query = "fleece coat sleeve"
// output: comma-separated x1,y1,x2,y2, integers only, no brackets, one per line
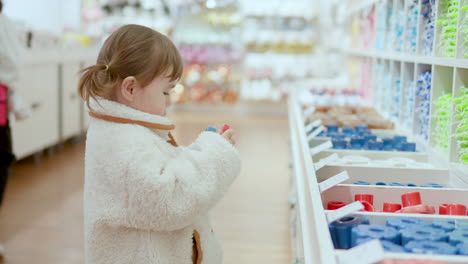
119,131,241,231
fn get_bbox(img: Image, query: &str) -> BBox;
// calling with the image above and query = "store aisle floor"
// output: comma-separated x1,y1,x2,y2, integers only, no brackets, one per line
0,113,291,264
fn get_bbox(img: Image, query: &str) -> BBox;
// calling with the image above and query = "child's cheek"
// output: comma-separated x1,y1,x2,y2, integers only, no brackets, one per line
166,96,172,107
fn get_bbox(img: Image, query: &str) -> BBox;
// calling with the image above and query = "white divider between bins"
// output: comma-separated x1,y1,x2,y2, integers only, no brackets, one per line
310,140,333,156
315,153,340,171
304,119,322,132
319,171,350,192
307,125,326,141
326,201,364,224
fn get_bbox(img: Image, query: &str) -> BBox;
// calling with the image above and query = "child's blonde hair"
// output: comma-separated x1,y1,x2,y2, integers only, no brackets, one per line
78,24,183,108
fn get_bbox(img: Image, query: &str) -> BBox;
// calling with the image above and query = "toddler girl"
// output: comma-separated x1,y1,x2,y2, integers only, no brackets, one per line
78,24,241,264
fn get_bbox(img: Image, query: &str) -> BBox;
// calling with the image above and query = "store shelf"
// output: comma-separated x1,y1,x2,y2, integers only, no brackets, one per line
288,87,468,263
345,0,381,19
339,48,468,69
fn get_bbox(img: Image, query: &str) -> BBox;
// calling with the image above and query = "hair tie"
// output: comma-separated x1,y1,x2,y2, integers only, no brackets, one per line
104,65,109,71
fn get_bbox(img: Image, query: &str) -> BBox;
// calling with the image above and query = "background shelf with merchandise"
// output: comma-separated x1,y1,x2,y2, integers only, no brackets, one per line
288,0,468,263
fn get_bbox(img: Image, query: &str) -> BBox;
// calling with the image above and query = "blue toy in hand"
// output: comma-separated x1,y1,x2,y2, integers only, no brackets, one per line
205,126,217,132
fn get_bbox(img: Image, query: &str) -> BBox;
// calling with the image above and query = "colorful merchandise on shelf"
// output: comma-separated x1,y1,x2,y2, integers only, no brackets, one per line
314,124,416,152
292,1,468,262
170,2,243,105
175,63,240,104
393,77,401,119
385,1,395,51
354,181,443,188
178,45,243,64
244,35,314,54
394,3,405,52
455,86,468,164
358,6,375,50
299,89,365,108
375,2,387,51
375,62,385,110
305,107,393,129
384,72,393,115
406,1,419,54
324,190,468,215
432,93,453,151
358,58,372,100
383,203,403,213
242,54,320,102
329,215,370,249
415,71,432,140
460,2,468,58
436,0,459,57
330,216,468,255
421,0,436,55
402,80,416,130
327,201,347,210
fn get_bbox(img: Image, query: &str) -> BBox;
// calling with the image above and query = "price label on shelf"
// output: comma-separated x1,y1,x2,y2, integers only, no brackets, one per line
336,239,384,264
319,171,349,192
307,126,325,141
326,201,364,224
303,106,316,118
304,119,322,133
314,153,340,171
310,141,333,156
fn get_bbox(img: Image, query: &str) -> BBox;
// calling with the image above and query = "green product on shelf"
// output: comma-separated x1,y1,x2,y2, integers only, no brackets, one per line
462,3,468,58
455,86,468,164
433,93,453,150
437,0,460,57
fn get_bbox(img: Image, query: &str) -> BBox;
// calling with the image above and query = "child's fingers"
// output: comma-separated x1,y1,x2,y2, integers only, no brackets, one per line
222,129,236,145
215,124,223,133
222,129,234,137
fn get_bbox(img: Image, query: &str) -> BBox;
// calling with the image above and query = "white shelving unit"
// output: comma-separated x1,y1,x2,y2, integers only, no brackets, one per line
11,48,99,160
325,0,468,175
288,0,468,262
288,88,468,263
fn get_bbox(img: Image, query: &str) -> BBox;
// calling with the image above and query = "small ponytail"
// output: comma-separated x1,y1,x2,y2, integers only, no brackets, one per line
78,64,118,110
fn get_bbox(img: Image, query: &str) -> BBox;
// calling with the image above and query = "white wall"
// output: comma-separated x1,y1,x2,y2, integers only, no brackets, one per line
3,0,81,35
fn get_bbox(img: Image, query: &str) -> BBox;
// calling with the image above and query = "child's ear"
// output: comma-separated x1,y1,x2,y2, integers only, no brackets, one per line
120,76,137,101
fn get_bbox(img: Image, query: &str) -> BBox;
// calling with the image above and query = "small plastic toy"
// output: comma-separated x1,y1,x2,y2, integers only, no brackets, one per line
404,240,456,255
205,126,217,132
205,124,231,133
400,226,448,245
351,224,400,246
327,201,346,210
447,204,467,216
383,203,402,213
329,215,370,249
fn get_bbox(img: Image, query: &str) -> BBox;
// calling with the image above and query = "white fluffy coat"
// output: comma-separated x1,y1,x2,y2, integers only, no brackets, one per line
84,98,241,264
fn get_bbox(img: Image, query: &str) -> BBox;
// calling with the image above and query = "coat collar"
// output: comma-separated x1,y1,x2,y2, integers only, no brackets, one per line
88,98,177,145
88,97,175,130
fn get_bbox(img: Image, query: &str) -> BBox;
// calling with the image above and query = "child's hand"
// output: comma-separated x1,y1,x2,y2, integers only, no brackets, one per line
206,124,236,145
220,128,236,145
216,124,236,145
